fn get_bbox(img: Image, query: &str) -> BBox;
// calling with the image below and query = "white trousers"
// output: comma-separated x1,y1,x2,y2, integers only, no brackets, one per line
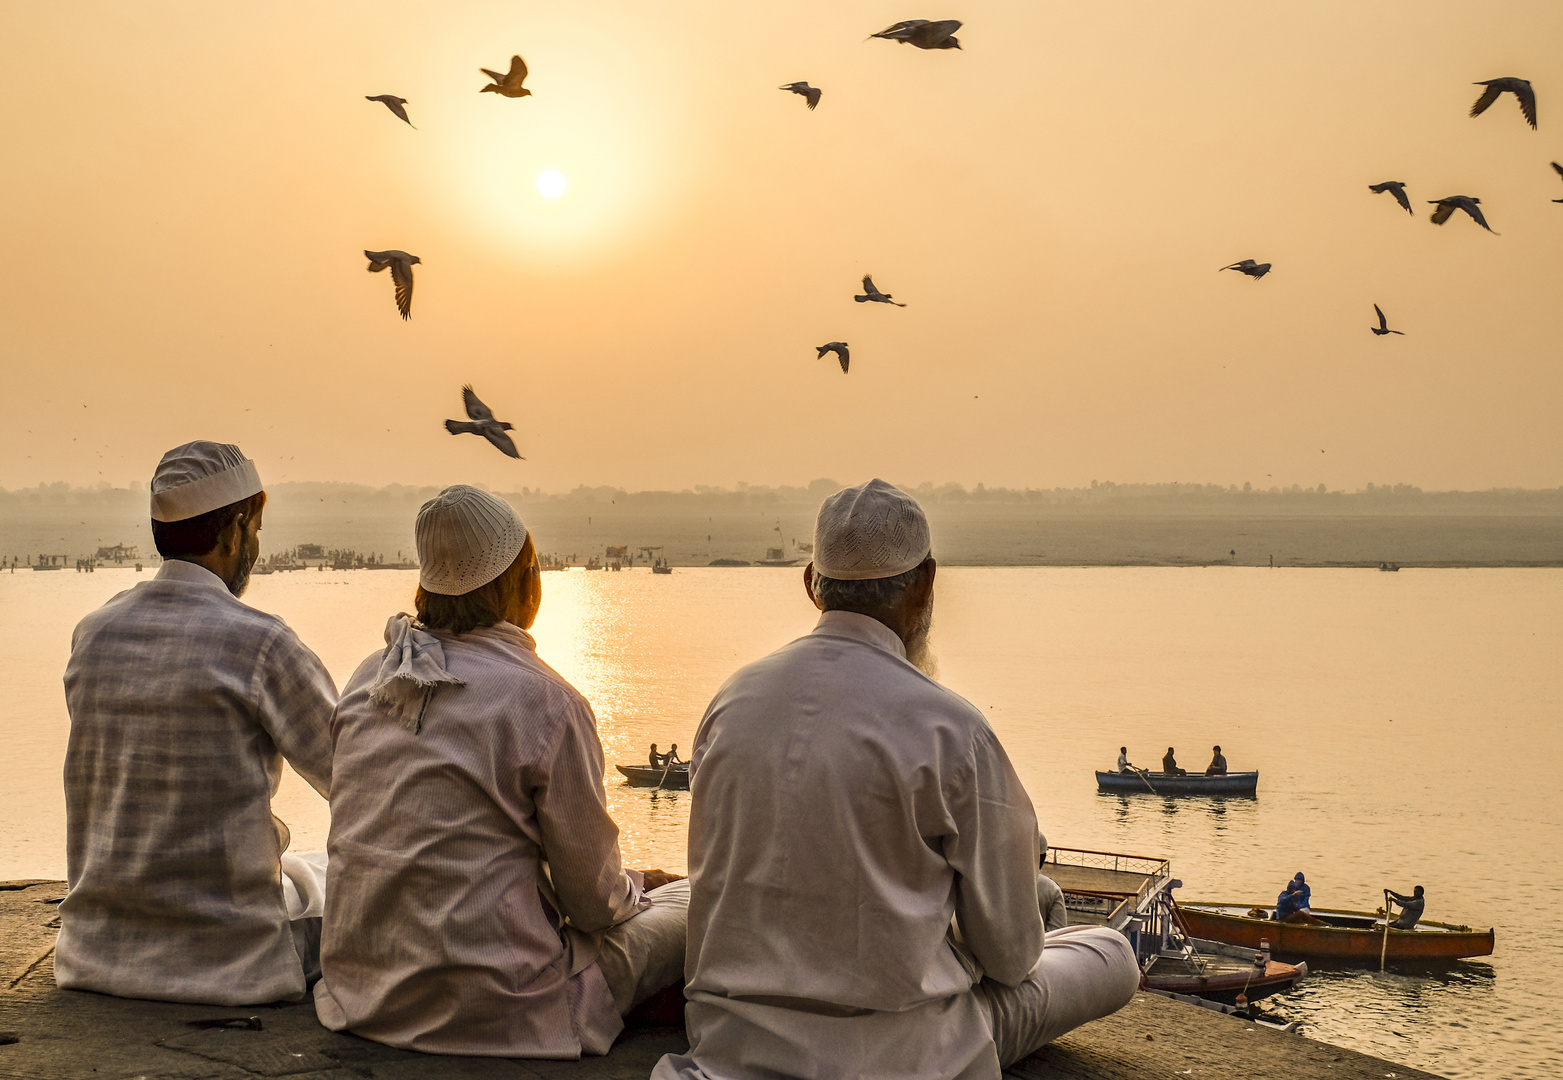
975,924,1140,1068
595,878,691,1014
282,851,329,983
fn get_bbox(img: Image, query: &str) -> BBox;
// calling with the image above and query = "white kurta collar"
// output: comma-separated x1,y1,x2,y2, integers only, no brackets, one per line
810,609,907,659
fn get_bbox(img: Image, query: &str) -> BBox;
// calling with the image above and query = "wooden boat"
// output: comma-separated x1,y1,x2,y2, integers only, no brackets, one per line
1095,770,1258,796
615,763,689,790
1176,902,1494,963
1143,953,1307,1005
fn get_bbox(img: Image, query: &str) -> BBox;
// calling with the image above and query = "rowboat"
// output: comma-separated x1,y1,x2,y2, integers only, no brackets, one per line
1143,951,1307,1005
615,763,689,790
1095,770,1258,796
1175,902,1494,963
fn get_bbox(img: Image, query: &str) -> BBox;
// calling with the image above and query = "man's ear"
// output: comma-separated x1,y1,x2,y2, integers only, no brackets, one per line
803,563,824,611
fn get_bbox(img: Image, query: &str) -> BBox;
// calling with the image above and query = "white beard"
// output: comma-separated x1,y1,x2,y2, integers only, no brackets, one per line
904,608,939,679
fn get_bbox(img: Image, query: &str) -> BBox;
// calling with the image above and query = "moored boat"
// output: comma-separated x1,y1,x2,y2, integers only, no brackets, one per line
615,763,689,789
1096,770,1258,796
1175,902,1494,963
1143,951,1307,1005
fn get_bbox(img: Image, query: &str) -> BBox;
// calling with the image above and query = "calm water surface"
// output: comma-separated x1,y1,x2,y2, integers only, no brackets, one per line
2,565,1559,1078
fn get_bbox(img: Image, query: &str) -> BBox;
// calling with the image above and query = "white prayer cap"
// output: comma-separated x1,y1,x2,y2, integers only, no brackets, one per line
415,485,527,595
149,441,263,522
812,478,932,581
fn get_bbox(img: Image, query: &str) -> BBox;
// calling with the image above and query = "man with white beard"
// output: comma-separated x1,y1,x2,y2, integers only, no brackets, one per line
656,479,1139,1080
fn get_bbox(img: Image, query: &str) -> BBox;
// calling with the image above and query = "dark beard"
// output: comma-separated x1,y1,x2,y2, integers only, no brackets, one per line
226,528,256,598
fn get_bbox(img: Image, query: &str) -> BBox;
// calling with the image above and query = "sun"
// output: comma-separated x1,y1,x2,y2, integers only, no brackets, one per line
536,169,567,199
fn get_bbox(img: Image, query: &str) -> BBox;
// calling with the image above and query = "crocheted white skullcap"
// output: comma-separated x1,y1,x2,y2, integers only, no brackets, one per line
812,478,932,581
150,441,263,522
415,485,527,595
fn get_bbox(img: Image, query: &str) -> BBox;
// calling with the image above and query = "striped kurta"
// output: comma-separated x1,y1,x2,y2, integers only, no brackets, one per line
58,559,336,1004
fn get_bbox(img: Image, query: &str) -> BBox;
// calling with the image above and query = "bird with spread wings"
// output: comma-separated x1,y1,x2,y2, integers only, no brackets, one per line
1369,181,1412,214
1469,77,1535,129
364,249,420,320
1371,304,1405,336
366,95,415,128
1428,195,1495,233
816,342,850,373
870,19,962,49
481,55,532,98
779,82,822,110
445,385,523,459
855,275,906,306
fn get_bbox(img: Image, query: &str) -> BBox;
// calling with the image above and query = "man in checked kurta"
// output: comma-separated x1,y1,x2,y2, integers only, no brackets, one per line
656,479,1140,1080
314,486,687,1057
59,441,335,1005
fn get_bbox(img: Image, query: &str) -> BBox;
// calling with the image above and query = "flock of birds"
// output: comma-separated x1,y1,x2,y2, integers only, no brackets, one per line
357,30,1551,457
355,22,967,455
1222,76,1555,337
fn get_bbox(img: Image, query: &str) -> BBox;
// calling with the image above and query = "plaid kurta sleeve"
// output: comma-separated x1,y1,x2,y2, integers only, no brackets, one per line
252,624,336,798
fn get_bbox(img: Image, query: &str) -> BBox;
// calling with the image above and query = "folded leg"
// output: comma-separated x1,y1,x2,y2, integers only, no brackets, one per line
595,878,690,1013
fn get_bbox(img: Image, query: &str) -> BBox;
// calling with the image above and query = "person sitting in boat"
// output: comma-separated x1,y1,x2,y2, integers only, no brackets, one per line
649,742,663,767
1162,747,1186,776
1117,746,1134,773
655,480,1138,1080
1274,881,1304,921
1205,745,1227,776
1291,872,1311,911
663,743,683,765
314,487,688,1057
1386,885,1425,930
59,442,336,1006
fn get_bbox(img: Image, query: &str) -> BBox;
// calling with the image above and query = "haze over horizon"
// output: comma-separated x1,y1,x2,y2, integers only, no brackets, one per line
3,1,1560,495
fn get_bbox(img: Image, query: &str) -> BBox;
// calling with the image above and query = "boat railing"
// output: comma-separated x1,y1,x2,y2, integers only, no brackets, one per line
1045,846,1170,882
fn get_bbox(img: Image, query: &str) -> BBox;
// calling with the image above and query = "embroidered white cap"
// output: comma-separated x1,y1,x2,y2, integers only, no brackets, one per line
415,485,527,595
149,441,263,522
812,478,932,581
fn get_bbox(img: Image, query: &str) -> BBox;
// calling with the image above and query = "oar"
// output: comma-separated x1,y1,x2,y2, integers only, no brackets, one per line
1380,889,1392,971
1137,768,1159,796
654,758,673,792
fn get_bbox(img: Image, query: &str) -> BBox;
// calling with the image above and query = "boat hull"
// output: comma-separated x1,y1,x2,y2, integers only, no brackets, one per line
1096,771,1258,796
615,764,689,790
1177,903,1494,963
1144,959,1306,1005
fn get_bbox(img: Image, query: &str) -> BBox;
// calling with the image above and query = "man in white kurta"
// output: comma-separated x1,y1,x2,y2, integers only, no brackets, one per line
314,485,686,1057
656,480,1138,1080
59,442,335,1005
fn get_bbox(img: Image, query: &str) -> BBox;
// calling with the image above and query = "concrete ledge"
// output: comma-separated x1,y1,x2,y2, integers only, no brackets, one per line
0,882,1436,1079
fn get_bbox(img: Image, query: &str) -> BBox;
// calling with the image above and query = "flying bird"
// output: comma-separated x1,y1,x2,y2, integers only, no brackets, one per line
870,19,962,49
365,95,415,127
779,82,822,110
481,55,532,98
1551,161,1563,202
816,342,850,373
855,275,906,306
1371,304,1404,336
364,249,420,319
445,385,523,459
1428,195,1495,233
1369,181,1412,214
1219,259,1271,280
1470,77,1535,129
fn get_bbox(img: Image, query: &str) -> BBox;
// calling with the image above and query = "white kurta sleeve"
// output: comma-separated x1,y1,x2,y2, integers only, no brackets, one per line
534,699,644,934
943,725,1045,988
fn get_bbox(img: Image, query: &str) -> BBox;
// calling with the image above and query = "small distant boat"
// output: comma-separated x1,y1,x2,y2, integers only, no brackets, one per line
652,560,673,575
615,763,689,789
1096,770,1258,796
756,546,798,567
1176,902,1494,963
1378,562,1400,572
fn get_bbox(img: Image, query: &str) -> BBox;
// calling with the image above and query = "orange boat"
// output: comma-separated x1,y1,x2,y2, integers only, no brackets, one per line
1175,902,1494,963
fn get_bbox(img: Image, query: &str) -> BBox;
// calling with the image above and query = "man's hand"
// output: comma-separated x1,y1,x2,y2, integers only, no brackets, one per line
640,869,686,891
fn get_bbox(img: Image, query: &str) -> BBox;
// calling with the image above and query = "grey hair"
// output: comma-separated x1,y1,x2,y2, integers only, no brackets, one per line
811,561,929,615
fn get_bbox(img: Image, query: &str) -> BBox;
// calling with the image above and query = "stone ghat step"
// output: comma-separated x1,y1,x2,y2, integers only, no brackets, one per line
0,881,1436,1080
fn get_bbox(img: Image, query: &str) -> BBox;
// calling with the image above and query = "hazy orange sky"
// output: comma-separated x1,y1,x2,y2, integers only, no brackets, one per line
2,1,1561,494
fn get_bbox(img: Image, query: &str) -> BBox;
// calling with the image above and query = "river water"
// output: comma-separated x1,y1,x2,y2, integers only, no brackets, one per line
2,565,1558,1078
